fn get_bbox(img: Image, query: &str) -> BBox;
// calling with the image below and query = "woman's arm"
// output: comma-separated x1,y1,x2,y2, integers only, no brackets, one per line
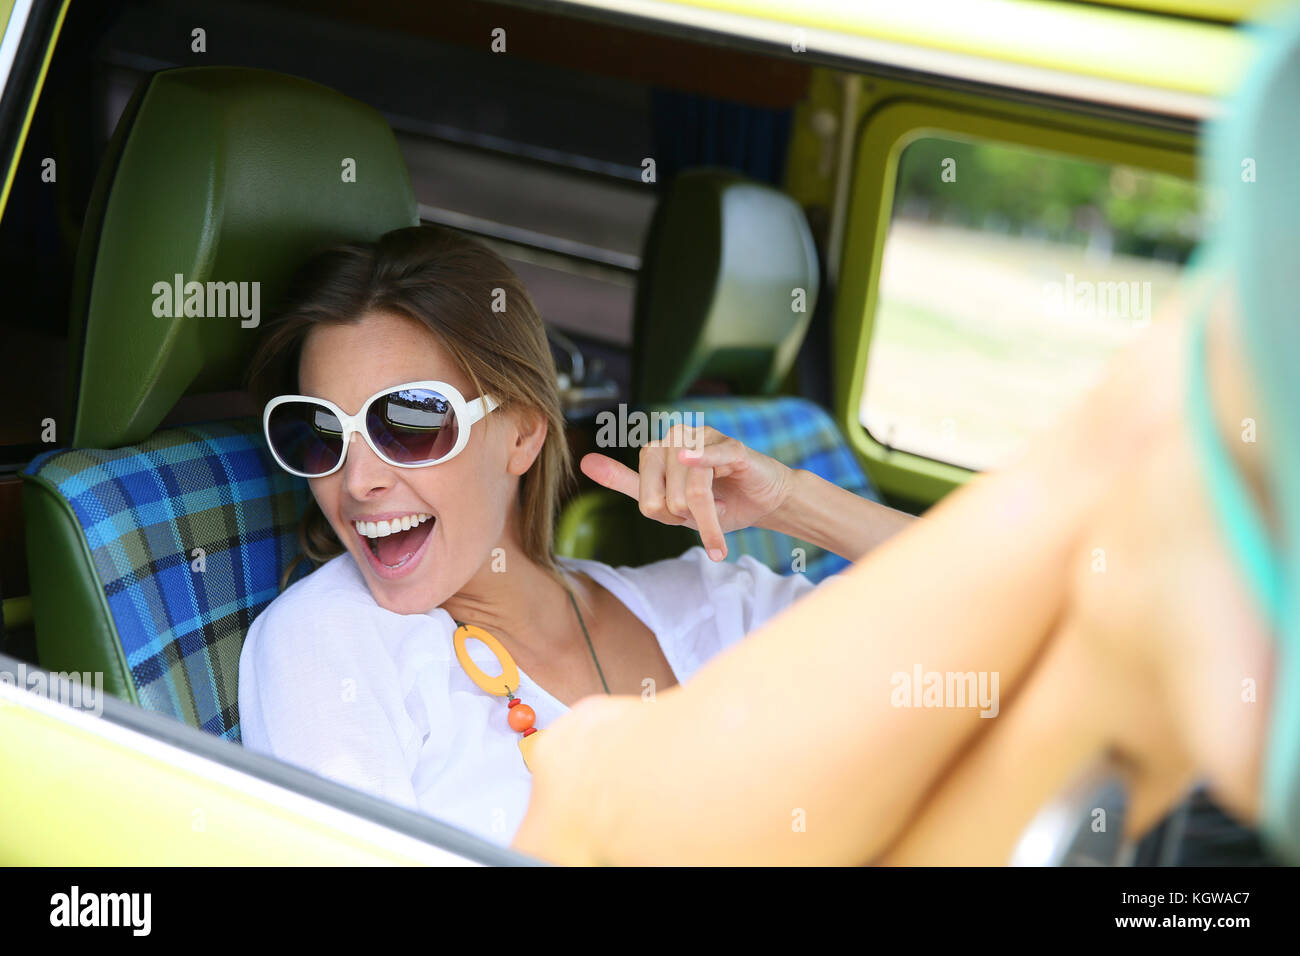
761,467,914,560
581,425,913,562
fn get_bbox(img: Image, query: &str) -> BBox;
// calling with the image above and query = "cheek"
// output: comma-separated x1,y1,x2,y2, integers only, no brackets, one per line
477,463,518,517
437,446,516,542
307,476,342,529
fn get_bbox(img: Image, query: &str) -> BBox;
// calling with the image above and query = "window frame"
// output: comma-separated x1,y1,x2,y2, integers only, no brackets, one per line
0,0,65,224
833,97,1197,504
0,652,535,865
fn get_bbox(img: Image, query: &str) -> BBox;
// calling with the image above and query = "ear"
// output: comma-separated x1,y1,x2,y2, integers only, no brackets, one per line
505,406,549,477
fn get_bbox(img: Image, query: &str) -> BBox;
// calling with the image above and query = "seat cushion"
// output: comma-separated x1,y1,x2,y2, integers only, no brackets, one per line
21,419,308,740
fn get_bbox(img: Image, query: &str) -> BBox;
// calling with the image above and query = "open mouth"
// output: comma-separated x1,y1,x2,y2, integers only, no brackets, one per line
354,513,436,574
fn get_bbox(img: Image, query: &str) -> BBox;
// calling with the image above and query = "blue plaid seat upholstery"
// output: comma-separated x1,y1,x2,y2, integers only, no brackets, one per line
643,396,877,582
21,419,307,740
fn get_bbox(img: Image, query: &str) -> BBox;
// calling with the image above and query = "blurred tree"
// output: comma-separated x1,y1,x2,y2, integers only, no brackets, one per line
890,136,1201,261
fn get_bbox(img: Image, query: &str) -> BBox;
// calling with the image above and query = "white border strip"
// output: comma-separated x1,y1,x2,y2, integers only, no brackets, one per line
0,678,484,866
552,0,1220,119
0,0,36,106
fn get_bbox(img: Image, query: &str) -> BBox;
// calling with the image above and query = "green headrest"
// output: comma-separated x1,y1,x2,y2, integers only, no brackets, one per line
632,169,819,404
69,67,418,448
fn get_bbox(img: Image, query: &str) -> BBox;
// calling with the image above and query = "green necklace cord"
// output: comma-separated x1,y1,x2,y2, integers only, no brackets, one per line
567,585,611,696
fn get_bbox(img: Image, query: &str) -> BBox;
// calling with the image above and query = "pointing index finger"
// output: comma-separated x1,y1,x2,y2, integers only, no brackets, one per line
580,453,640,500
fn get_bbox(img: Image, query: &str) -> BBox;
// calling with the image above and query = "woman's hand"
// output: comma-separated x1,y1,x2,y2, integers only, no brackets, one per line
580,424,794,561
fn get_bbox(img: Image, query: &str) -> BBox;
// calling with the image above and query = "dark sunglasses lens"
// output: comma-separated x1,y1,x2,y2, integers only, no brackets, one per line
268,402,345,475
367,387,460,464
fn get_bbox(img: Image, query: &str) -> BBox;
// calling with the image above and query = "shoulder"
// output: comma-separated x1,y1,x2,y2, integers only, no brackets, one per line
241,553,401,674
239,552,455,741
601,546,813,595
562,547,817,632
559,547,727,605
248,552,364,624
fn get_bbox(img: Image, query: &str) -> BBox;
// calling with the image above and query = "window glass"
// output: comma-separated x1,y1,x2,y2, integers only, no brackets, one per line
861,135,1202,471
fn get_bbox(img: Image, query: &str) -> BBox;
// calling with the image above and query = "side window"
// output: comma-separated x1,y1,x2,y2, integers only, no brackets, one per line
860,135,1202,471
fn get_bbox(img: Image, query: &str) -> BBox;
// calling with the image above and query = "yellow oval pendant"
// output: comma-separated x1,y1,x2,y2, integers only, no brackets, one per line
452,623,520,696
452,622,544,774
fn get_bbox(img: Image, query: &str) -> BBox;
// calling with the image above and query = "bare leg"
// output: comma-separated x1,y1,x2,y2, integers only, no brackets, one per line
515,318,1197,865
878,387,1272,864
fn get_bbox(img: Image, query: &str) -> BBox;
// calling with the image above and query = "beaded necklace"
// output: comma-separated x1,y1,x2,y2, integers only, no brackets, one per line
451,586,609,772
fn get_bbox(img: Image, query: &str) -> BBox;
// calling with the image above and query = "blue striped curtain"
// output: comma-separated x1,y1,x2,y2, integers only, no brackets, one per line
650,89,792,187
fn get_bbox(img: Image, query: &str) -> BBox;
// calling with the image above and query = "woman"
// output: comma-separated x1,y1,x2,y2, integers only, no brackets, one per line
237,225,911,846
510,11,1300,865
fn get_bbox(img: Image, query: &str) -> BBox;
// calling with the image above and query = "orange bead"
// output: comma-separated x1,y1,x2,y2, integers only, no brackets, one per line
507,702,536,732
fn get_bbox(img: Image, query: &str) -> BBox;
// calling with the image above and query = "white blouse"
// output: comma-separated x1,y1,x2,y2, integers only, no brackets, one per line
238,547,819,847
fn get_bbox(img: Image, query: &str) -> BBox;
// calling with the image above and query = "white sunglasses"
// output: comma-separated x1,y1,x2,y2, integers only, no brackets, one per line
263,380,500,478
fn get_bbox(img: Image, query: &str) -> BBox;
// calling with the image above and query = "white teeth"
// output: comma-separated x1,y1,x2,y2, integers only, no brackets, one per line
354,513,432,539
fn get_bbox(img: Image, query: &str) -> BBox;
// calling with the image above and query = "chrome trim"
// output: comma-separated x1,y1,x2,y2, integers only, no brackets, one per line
548,325,586,385
1008,755,1136,866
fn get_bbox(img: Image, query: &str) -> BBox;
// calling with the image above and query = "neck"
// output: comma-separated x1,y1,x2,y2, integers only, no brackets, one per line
440,541,578,652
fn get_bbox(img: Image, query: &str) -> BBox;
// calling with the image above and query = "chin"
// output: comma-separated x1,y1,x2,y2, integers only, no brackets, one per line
357,555,446,615
372,586,440,616
342,516,447,615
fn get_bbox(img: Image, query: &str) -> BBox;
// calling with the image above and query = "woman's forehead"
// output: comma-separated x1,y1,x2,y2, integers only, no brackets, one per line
297,311,469,403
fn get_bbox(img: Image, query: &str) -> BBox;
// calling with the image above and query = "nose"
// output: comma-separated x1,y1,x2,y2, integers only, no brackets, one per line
340,430,397,501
